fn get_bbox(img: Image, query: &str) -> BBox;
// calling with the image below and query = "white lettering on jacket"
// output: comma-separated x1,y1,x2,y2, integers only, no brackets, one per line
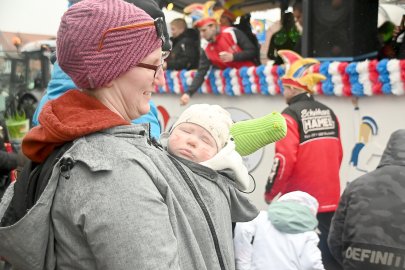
301,109,335,134
345,247,405,268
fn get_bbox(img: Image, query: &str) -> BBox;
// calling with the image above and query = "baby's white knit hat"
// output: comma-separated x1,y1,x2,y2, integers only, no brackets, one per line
172,104,233,150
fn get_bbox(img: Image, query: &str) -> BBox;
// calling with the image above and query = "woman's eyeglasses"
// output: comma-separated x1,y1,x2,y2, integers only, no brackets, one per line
136,61,163,78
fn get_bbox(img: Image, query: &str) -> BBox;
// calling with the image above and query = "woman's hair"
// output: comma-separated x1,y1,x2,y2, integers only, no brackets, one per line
282,12,296,30
293,1,303,13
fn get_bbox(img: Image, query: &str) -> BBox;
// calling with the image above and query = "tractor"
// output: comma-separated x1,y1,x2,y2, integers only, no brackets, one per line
0,39,55,127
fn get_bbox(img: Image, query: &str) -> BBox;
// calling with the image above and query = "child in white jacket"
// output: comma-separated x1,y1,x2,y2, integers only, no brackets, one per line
234,191,325,270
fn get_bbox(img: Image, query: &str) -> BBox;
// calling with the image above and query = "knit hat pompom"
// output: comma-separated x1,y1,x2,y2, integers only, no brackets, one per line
172,104,233,150
57,0,162,89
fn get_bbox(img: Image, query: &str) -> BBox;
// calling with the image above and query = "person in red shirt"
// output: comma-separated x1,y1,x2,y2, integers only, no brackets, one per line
265,50,343,270
180,3,259,106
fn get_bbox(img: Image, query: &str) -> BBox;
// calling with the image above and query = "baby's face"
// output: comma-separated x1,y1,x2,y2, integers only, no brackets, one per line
168,123,218,163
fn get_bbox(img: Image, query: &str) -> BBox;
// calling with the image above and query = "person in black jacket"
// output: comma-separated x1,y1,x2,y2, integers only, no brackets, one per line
165,18,200,70
235,13,261,64
328,129,405,270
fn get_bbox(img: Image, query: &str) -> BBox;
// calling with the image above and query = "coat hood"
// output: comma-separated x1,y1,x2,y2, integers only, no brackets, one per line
43,63,76,100
268,201,318,234
32,63,76,127
377,129,405,168
267,191,319,234
22,90,129,163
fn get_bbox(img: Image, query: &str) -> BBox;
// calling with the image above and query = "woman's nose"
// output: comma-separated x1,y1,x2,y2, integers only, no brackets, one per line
154,69,166,86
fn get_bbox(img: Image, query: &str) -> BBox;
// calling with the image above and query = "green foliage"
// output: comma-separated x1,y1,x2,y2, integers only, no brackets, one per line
5,111,29,140
6,110,26,122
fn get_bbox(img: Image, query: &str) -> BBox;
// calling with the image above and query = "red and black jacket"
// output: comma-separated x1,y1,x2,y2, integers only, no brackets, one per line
265,93,343,213
187,27,258,96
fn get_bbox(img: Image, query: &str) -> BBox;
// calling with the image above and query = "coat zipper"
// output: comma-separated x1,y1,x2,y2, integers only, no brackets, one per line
169,156,226,270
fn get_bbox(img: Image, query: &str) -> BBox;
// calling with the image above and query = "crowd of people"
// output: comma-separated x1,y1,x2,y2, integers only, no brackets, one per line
0,0,404,269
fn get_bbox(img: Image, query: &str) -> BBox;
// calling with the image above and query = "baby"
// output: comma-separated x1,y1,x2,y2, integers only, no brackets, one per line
164,104,286,191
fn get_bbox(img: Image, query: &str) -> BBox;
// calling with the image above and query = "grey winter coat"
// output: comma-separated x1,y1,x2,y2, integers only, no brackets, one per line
328,129,405,270
0,125,258,270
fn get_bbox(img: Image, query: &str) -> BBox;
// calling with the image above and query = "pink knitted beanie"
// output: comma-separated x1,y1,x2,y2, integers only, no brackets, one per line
57,0,162,89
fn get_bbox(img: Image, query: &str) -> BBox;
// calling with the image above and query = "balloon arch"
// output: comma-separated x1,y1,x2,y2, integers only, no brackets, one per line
157,58,405,97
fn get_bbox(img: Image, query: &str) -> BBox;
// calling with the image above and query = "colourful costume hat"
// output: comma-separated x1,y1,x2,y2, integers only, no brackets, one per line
184,1,221,28
278,50,326,93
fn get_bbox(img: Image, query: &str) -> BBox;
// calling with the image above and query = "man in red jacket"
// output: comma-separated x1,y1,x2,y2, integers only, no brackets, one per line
265,50,343,270
180,3,259,105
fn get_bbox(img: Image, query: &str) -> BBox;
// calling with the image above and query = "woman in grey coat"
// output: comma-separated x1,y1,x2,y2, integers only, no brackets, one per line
0,0,258,269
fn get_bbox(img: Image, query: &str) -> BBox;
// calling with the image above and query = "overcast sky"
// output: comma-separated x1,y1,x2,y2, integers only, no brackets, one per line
0,0,282,37
0,0,68,36
0,0,187,37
